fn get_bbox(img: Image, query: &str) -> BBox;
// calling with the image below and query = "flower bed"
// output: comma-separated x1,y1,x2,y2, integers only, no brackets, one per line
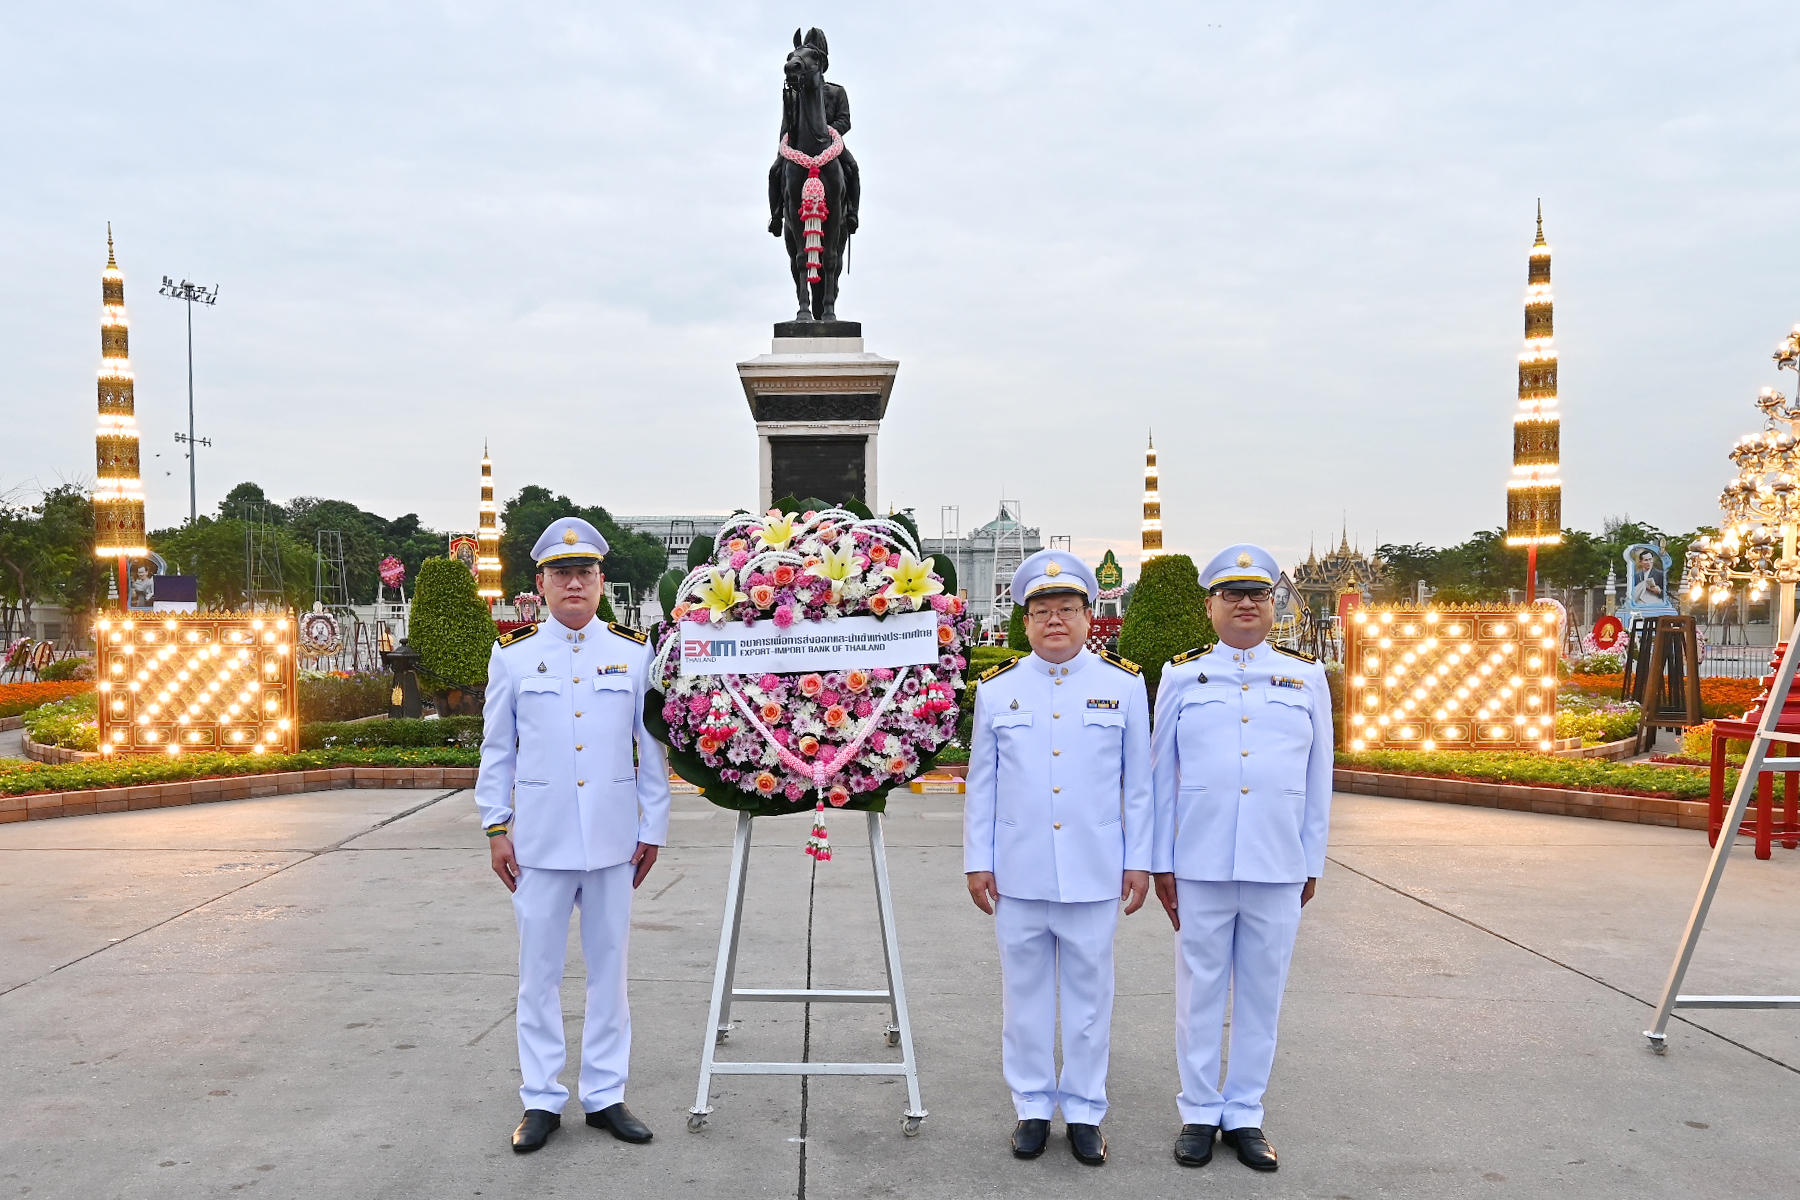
1335,749,1716,800
1561,674,1763,721
648,506,970,820
0,681,93,720
0,746,479,797
22,693,97,752
1553,693,1641,745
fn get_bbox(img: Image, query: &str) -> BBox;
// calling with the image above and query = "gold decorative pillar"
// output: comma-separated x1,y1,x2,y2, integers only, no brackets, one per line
477,442,502,604
1506,202,1563,600
94,226,146,604
1141,433,1163,565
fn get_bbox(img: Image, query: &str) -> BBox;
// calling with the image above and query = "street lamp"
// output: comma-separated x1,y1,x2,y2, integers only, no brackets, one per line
158,276,219,523
1685,324,1800,641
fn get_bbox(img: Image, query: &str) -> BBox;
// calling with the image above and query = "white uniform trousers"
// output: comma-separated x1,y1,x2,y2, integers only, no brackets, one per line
513,862,634,1113
1174,879,1303,1130
994,895,1119,1124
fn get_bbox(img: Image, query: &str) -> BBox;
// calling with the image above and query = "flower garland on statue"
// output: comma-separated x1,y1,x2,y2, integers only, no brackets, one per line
649,505,970,858
777,129,844,283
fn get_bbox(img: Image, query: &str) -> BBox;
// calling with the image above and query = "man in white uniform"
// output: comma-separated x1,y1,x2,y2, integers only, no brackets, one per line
1150,543,1331,1172
476,517,673,1153
964,549,1152,1165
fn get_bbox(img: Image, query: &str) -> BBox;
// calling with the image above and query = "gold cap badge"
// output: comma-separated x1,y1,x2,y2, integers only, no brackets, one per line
1236,551,1253,567
562,528,579,545
1046,562,1062,576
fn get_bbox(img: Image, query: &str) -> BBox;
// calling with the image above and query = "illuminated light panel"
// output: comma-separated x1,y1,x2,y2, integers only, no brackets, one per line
93,612,298,755
1344,605,1559,753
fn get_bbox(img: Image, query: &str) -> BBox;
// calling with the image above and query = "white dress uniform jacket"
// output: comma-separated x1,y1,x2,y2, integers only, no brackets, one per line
965,649,1152,902
476,615,672,870
1150,642,1332,883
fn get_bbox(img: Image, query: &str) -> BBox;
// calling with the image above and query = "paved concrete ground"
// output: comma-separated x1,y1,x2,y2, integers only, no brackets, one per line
1,788,1796,1199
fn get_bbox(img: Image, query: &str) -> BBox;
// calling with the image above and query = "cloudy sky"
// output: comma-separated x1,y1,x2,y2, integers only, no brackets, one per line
4,2,1798,576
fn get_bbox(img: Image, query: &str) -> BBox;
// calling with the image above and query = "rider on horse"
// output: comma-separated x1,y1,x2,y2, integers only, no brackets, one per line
767,30,860,239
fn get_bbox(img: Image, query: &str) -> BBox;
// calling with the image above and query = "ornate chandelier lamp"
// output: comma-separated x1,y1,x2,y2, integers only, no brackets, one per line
1505,203,1562,601
93,225,148,596
1685,325,1800,641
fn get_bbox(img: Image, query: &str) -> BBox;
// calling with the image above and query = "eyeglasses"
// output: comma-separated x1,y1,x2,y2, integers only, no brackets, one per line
1026,604,1088,624
1212,587,1273,604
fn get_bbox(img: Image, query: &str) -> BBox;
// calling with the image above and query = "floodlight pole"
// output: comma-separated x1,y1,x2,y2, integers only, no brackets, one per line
159,277,219,523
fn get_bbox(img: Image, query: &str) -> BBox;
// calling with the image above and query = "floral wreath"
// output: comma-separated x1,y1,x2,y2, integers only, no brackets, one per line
646,500,970,858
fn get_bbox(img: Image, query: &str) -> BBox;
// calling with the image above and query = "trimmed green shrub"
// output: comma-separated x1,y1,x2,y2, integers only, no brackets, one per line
1117,554,1215,690
38,656,96,682
301,716,483,750
297,671,392,723
1007,604,1030,651
409,557,498,689
598,593,619,624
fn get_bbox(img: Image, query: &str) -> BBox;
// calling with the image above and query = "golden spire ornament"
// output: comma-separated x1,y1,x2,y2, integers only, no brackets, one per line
94,223,148,576
477,442,503,604
1140,432,1163,565
1506,200,1563,600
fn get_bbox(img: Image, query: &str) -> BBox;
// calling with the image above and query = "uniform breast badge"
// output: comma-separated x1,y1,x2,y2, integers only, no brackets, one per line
600,664,628,675
1009,699,1019,710
1271,675,1305,690
1086,698,1120,710
537,662,547,673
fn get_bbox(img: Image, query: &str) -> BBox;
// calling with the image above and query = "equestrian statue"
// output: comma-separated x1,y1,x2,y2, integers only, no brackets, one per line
768,27,861,324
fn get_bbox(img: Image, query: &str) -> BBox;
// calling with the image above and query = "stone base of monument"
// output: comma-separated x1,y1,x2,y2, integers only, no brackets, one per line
738,321,899,513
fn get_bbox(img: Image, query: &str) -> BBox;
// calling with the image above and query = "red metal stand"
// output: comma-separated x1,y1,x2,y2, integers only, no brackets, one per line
1707,642,1800,859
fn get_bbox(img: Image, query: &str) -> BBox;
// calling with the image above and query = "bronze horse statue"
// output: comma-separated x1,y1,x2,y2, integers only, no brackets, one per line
770,28,859,324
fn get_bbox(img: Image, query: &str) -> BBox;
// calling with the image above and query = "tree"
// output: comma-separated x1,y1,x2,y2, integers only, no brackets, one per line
0,484,107,638
149,517,317,612
1007,603,1030,651
219,481,284,524
409,557,498,690
498,485,668,600
1117,554,1214,691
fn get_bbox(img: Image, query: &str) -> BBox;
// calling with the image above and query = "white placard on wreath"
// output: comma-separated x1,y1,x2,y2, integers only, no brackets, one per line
677,611,939,676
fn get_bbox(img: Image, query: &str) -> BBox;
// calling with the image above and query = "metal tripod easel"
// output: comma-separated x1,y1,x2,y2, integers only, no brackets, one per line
1645,633,1800,1052
687,809,927,1135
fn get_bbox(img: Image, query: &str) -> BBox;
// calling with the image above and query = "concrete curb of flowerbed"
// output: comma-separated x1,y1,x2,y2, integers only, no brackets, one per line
0,716,22,733
1,766,482,823
22,735,96,765
1333,768,1708,830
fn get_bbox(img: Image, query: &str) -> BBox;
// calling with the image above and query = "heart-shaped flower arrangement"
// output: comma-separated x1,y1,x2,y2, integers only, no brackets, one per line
646,504,971,852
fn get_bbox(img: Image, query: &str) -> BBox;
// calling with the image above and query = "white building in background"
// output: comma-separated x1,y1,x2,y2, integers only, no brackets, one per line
921,502,1042,628
613,515,736,575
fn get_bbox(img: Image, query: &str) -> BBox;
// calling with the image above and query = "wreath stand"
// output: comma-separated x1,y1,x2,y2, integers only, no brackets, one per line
1645,633,1800,1052
687,809,928,1135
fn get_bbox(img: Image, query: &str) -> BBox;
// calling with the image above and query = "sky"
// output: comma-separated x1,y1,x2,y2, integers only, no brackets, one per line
4,1,1800,579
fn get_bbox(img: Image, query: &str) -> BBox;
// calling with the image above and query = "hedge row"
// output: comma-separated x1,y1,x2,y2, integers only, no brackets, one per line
300,717,483,750
1334,749,1719,799
0,746,481,797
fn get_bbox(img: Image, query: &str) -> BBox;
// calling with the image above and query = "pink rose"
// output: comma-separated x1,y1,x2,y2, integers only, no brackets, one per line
799,674,825,697
828,784,850,807
773,564,797,586
750,584,776,608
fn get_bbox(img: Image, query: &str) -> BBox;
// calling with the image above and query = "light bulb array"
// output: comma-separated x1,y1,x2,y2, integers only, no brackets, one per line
93,613,298,756
1344,606,1560,753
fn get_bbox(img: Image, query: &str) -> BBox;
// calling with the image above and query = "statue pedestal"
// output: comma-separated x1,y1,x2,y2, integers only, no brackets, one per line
737,322,898,513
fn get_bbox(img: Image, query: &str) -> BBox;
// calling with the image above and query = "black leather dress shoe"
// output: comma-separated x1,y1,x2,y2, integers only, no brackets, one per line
1221,1126,1278,1171
1067,1123,1107,1165
1011,1118,1050,1158
511,1109,561,1153
586,1102,653,1143
1173,1123,1218,1167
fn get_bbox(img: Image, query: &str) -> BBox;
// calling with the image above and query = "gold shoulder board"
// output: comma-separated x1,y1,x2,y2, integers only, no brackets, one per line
978,656,1021,683
1170,644,1213,667
497,624,539,648
609,622,649,645
1273,645,1316,663
1098,648,1141,675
